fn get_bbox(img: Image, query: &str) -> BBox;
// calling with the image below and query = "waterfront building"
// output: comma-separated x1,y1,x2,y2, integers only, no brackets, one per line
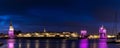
8,21,14,38
81,30,87,38
99,25,107,39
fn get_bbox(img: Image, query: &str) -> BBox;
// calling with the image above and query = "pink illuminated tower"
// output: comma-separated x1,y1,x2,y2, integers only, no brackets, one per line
81,30,87,38
99,25,107,39
8,21,14,39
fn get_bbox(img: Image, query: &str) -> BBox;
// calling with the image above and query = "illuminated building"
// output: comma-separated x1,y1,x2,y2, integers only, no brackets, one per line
8,21,14,38
99,39,107,48
79,39,88,48
99,25,107,39
81,30,87,38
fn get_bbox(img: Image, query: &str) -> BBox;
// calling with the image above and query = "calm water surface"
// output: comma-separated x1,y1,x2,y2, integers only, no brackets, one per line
0,39,120,48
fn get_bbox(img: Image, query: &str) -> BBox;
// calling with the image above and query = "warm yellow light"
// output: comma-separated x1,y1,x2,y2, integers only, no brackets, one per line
65,35,70,37
18,34,22,36
46,33,49,35
107,35,112,38
24,33,31,37
18,34,23,37
60,35,64,37
107,35,116,38
88,35,94,39
35,33,39,35
71,33,78,37
93,35,99,38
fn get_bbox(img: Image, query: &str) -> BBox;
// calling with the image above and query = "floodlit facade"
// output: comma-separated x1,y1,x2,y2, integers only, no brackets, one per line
8,21,14,38
99,25,107,39
81,30,87,38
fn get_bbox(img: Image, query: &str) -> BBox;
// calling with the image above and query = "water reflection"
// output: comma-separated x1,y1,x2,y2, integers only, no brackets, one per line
93,41,97,48
18,40,21,48
5,39,119,48
56,41,59,48
35,40,39,48
26,40,30,48
99,39,108,48
61,39,66,48
8,39,15,48
46,40,49,48
79,39,88,48
6,39,78,48
71,41,75,48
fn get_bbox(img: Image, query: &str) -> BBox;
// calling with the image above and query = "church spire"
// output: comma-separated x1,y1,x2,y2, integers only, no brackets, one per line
10,20,12,26
44,28,46,32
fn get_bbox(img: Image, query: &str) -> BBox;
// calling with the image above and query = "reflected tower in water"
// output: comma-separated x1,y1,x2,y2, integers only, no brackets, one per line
8,39,15,48
99,39,108,48
79,39,88,48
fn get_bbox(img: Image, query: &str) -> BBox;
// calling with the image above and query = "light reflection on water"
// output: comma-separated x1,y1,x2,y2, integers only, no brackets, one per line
18,40,21,48
79,39,88,48
79,39,112,48
8,39,15,48
7,39,78,48
35,40,39,48
99,39,107,48
26,40,30,48
5,39,119,48
61,39,66,48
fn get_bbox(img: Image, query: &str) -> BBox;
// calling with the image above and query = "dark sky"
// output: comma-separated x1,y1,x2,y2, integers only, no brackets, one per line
0,0,120,34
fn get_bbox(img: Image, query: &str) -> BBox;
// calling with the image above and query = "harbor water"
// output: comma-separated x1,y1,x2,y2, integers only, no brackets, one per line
0,39,119,48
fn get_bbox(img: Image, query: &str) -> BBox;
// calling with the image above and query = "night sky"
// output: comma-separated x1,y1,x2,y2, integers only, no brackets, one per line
0,0,120,34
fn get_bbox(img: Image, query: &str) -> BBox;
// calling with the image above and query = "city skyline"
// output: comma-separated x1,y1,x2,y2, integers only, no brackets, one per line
0,0,120,34
0,21,117,35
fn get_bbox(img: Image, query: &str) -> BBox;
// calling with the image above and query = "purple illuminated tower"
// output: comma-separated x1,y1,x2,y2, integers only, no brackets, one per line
99,25,107,39
81,30,87,38
8,21,14,39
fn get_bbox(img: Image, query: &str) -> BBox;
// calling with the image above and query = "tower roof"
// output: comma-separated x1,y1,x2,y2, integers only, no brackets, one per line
10,20,12,26
44,28,46,32
100,25,104,29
